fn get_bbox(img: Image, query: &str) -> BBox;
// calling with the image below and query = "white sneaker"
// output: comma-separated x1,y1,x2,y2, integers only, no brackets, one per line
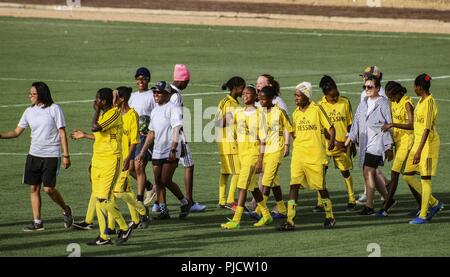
356,193,367,204
190,202,206,212
151,203,161,213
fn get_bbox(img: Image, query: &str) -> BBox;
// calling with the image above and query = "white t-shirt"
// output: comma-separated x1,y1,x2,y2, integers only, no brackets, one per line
128,90,155,117
169,84,183,107
18,104,66,157
149,102,183,159
256,96,288,114
360,87,386,103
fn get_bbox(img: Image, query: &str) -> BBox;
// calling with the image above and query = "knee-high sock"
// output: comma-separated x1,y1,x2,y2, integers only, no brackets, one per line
227,174,239,204
107,197,118,230
419,179,433,219
322,198,334,219
105,199,128,231
232,206,244,224
115,191,146,223
344,176,355,204
287,200,296,225
85,193,96,224
316,192,323,207
219,174,227,206
403,175,438,206
255,195,268,216
256,199,270,218
276,200,287,215
96,200,109,240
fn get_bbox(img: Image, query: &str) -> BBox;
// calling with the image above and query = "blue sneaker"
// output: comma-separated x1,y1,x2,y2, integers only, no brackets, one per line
190,202,206,212
427,201,443,221
151,203,160,213
409,217,428,225
244,211,261,220
376,209,388,217
271,211,287,219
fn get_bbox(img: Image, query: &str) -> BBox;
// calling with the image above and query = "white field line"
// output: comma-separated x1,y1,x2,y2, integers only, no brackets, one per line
0,152,220,156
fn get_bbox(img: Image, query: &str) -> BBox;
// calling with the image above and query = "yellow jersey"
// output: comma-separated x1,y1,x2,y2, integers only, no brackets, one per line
413,94,439,145
391,95,414,145
93,107,123,159
262,106,293,154
292,102,333,165
319,96,352,155
234,107,266,157
216,95,240,155
121,108,140,160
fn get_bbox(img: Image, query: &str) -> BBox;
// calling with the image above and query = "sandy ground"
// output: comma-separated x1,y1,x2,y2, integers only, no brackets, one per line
0,1,450,34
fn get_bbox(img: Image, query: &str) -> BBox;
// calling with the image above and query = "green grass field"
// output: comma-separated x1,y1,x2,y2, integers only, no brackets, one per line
0,16,449,257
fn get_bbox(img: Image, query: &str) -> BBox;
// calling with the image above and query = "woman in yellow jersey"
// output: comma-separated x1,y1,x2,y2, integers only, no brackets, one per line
215,77,245,210
280,82,337,231
220,86,273,230
377,81,422,217
404,74,443,224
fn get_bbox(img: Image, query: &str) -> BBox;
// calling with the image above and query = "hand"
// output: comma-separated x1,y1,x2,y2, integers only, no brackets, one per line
122,157,130,171
71,129,85,140
135,153,144,165
334,141,346,152
328,140,335,151
283,145,290,157
413,152,421,165
63,157,71,169
112,90,119,106
255,158,263,174
385,149,394,161
382,123,392,132
168,150,177,161
93,100,100,112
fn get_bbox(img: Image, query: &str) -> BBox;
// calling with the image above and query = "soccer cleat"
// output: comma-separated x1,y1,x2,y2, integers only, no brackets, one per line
376,209,388,217
408,209,421,217
253,215,273,227
358,206,375,215
312,205,324,213
426,201,444,221
386,200,398,213
72,221,94,230
153,211,171,220
279,221,295,231
151,203,161,213
116,228,133,245
244,211,262,221
271,211,287,219
86,236,113,246
137,215,151,228
323,217,336,229
143,189,157,207
179,201,193,219
245,200,257,212
63,206,74,228
128,221,139,230
105,228,116,235
220,219,240,230
190,202,206,212
356,193,367,204
409,217,428,225
23,222,44,232
346,203,357,211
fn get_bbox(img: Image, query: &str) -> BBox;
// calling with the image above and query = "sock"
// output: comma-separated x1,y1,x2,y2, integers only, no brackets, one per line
160,203,168,213
180,197,188,206
105,199,128,231
256,199,270,218
115,191,146,221
232,206,244,223
84,193,96,224
107,197,117,231
34,219,42,224
322,198,334,219
226,174,239,204
287,200,296,225
344,176,356,204
419,179,433,219
219,174,227,205
137,194,144,202
276,200,287,215
316,192,323,207
96,200,109,240
404,175,438,206
255,195,268,216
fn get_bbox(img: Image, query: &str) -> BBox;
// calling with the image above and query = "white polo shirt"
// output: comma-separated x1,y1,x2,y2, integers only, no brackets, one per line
18,104,66,158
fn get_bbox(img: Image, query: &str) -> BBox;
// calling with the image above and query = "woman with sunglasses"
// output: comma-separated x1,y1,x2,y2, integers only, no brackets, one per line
345,77,393,215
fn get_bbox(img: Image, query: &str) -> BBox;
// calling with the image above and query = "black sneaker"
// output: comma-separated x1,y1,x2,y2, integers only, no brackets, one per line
72,221,93,230
179,201,193,219
137,215,151,229
116,228,133,245
346,203,357,211
86,236,113,246
63,206,74,228
279,221,295,231
105,228,116,235
358,206,375,215
128,221,139,230
312,205,324,213
153,211,171,220
23,222,44,232
324,218,336,229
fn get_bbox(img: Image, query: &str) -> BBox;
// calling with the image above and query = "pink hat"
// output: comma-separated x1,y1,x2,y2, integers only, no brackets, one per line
173,64,190,81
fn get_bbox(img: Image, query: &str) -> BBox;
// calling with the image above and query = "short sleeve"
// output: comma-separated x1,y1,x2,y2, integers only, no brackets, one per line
18,108,30,129
318,105,332,131
130,110,140,145
99,108,121,130
170,106,183,128
51,104,66,129
424,98,436,130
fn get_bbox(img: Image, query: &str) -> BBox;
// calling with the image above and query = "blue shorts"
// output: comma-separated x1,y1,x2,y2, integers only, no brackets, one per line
133,135,153,162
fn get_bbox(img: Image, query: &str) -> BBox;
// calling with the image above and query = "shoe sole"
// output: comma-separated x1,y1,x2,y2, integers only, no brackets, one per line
72,225,93,230
143,192,157,207
23,228,45,232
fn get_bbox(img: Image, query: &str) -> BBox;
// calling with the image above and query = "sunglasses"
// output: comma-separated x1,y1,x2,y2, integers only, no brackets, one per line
363,85,375,90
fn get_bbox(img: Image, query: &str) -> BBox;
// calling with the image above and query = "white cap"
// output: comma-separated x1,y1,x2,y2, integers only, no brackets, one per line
295,82,312,98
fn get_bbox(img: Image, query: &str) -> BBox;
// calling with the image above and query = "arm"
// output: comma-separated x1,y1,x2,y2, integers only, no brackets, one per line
136,131,155,164
59,128,71,169
382,102,414,131
123,143,137,171
71,129,95,140
283,129,290,157
91,101,102,132
255,140,265,174
413,129,430,165
327,126,336,151
168,125,182,161
0,127,24,139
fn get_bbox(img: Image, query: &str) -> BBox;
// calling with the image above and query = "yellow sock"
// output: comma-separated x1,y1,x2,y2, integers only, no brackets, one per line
255,195,268,215
404,175,438,206
219,174,227,206
116,191,146,216
316,192,323,207
287,200,296,225
107,197,117,230
344,176,356,204
105,199,128,231
419,179,433,219
232,206,244,223
95,200,109,240
85,193,96,224
257,199,270,218
322,198,334,219
276,200,287,215
227,174,239,204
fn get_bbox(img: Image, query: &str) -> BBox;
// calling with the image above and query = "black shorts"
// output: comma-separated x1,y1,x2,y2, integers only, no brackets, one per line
152,158,179,166
363,153,383,169
133,135,153,162
23,154,60,187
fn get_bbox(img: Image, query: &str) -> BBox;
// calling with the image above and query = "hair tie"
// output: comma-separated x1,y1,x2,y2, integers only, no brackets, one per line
425,75,431,81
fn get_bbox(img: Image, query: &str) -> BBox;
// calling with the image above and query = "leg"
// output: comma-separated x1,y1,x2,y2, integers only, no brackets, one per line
218,173,229,206
382,171,400,210
184,165,194,201
30,185,42,220
363,166,376,210
44,186,69,212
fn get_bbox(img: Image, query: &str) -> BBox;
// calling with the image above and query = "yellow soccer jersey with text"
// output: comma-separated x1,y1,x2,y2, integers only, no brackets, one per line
412,94,440,151
234,107,266,157
262,106,293,154
319,96,352,156
93,107,123,160
292,102,333,165
121,108,140,159
391,95,414,146
216,95,240,155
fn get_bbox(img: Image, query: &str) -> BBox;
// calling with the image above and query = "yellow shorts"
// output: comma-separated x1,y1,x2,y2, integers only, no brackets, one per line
219,154,240,174
113,169,132,193
237,155,259,191
290,158,326,191
326,150,353,172
391,140,412,173
91,157,121,200
261,151,282,187
404,140,439,176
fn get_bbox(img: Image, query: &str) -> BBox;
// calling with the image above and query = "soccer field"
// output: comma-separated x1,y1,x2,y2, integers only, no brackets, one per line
0,16,449,257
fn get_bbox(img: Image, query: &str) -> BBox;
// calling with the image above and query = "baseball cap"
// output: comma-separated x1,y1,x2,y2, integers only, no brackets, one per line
135,67,151,79
360,66,382,79
173,64,190,81
151,81,172,93
295,82,312,98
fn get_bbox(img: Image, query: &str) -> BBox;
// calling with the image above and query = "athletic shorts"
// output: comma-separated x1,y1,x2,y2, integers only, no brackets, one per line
391,139,413,173
363,153,383,169
326,150,353,172
237,154,259,191
113,169,132,193
133,134,152,162
91,157,121,200
179,142,194,167
290,158,326,191
23,154,60,187
261,151,282,187
404,139,439,176
219,154,240,175
152,158,180,166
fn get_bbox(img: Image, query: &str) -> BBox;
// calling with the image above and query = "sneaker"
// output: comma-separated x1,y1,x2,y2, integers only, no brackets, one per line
137,215,151,229
376,209,388,217
271,211,287,219
153,211,171,220
356,193,367,204
151,203,161,213
220,219,240,230
143,189,157,207
105,228,116,235
128,221,139,230
279,221,295,231
271,205,279,214
72,221,94,230
180,201,193,219
312,205,324,213
346,203,357,211
23,222,44,232
253,215,273,227
427,201,444,221
324,217,336,229
190,202,206,213
63,206,74,228
358,206,375,215
244,211,261,221
408,209,421,217
116,228,133,245
386,200,398,213
409,217,429,225
86,236,113,246
245,200,257,212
